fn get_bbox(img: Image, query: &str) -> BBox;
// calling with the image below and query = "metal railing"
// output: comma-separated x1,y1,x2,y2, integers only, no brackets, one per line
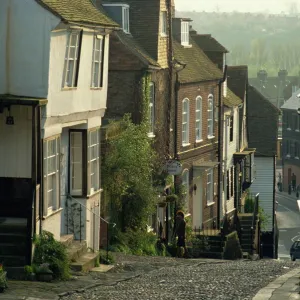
66,194,116,261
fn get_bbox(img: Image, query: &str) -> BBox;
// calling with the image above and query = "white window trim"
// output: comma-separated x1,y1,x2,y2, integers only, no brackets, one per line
181,21,189,46
88,128,100,195
63,31,81,88
182,98,190,146
182,169,189,212
122,6,130,34
207,94,214,138
160,11,168,36
207,169,214,205
91,35,104,88
195,96,202,142
148,82,155,136
43,136,60,216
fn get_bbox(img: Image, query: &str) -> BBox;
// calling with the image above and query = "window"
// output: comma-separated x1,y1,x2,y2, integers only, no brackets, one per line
181,22,189,46
149,82,155,135
207,94,214,137
207,169,214,205
230,166,234,198
226,170,230,200
70,131,83,195
182,98,190,145
229,116,234,142
182,169,189,211
91,35,104,88
195,96,202,141
286,140,291,157
44,137,60,213
295,142,299,159
160,11,167,36
88,129,100,193
64,31,82,88
122,6,130,33
286,112,291,129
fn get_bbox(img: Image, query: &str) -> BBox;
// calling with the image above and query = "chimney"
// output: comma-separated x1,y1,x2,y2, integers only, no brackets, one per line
278,69,288,82
257,69,268,83
189,25,197,36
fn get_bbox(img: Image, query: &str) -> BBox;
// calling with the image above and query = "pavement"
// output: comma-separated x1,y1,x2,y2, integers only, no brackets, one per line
253,266,300,299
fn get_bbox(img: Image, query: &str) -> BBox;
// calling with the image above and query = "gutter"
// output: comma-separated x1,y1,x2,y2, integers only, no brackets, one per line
217,65,227,228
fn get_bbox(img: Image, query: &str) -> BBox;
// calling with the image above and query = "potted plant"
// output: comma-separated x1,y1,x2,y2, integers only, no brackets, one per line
35,263,53,282
24,265,36,281
0,264,8,292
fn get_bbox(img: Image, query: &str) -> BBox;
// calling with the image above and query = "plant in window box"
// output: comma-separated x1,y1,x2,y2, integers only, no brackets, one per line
0,264,8,292
35,263,53,282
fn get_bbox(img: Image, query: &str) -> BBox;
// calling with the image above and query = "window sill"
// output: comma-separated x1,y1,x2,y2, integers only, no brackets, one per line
90,87,103,90
160,33,168,38
195,139,203,143
87,188,103,199
206,202,215,207
182,44,192,48
62,87,77,91
182,143,191,147
287,128,291,131
147,133,156,138
42,207,63,220
208,136,215,140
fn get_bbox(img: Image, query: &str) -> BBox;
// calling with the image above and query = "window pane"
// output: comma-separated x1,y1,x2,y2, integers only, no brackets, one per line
47,174,55,208
71,132,82,193
70,34,78,46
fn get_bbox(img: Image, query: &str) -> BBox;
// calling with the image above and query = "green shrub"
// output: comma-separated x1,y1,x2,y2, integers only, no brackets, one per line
24,265,33,275
99,250,115,265
223,231,243,260
33,231,70,280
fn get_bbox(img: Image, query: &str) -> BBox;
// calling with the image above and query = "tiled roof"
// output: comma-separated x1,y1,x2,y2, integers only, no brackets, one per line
247,85,280,156
116,31,159,68
227,66,248,101
281,88,300,110
224,88,242,108
173,37,223,84
36,0,119,27
191,34,228,53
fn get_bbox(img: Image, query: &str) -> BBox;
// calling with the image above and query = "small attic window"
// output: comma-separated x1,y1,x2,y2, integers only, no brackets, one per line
181,22,189,46
103,3,130,34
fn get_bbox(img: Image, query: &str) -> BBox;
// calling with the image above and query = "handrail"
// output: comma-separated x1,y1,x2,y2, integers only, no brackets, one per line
251,193,259,230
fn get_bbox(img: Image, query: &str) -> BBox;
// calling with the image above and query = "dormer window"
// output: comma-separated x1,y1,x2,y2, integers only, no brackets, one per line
160,11,167,36
181,22,189,46
103,3,130,34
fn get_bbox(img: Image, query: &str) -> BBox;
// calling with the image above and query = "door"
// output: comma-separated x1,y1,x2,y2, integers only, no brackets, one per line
192,175,202,229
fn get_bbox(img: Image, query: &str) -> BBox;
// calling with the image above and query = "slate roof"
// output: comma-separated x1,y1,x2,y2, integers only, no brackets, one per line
36,0,119,28
247,85,280,157
281,88,300,111
116,31,160,68
191,34,228,53
173,37,223,84
224,88,242,108
227,66,248,101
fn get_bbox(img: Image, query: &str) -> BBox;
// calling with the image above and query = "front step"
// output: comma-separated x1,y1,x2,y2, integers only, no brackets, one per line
70,252,99,272
67,241,87,262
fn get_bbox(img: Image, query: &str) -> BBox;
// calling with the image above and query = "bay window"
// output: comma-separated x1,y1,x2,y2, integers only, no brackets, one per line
91,35,104,88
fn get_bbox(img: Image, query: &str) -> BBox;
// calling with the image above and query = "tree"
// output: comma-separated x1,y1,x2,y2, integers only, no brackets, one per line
102,115,158,231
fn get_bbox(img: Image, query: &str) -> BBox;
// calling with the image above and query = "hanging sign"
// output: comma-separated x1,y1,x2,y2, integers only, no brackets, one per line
164,160,182,175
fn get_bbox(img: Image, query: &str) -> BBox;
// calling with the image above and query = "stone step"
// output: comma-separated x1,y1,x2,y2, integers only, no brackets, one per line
0,233,27,244
60,234,74,247
67,241,88,262
5,267,26,280
0,218,27,234
0,243,26,256
0,255,26,267
70,252,99,272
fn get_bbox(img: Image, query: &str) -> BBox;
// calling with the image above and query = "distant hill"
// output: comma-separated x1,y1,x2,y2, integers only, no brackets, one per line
176,11,300,77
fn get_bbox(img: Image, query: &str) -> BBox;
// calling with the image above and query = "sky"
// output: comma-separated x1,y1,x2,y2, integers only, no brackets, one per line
175,0,300,14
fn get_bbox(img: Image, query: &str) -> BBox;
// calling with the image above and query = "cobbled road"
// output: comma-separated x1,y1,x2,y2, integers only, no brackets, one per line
62,256,299,300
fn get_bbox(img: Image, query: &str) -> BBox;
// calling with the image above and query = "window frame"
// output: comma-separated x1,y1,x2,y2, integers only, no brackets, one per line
207,169,214,205
230,166,234,198
195,96,202,142
63,31,82,88
182,98,190,145
149,82,155,136
229,115,234,142
181,21,189,46
43,136,60,215
88,128,100,194
207,94,214,138
160,11,168,36
122,6,130,34
91,35,104,88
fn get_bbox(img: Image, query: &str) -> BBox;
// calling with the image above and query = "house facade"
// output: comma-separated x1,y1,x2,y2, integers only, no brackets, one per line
248,85,280,258
0,0,118,266
281,89,300,193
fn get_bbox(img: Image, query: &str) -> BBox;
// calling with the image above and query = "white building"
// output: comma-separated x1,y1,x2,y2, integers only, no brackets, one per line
0,0,118,266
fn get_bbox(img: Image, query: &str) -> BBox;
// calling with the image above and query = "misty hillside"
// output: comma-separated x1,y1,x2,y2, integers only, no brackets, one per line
176,11,300,77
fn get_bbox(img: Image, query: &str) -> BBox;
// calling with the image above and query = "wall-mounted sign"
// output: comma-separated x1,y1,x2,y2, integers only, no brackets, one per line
164,160,182,175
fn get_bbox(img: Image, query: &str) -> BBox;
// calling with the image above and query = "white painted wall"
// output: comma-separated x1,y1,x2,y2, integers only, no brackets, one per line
43,210,62,240
250,156,274,232
0,0,60,97
0,106,32,178
46,31,110,118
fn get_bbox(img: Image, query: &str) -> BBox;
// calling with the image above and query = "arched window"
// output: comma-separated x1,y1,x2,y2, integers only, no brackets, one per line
182,169,189,211
182,98,190,145
207,94,214,137
195,96,202,141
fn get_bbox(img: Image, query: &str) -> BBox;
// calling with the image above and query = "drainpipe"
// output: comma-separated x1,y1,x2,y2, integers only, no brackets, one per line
39,106,43,234
217,65,227,228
